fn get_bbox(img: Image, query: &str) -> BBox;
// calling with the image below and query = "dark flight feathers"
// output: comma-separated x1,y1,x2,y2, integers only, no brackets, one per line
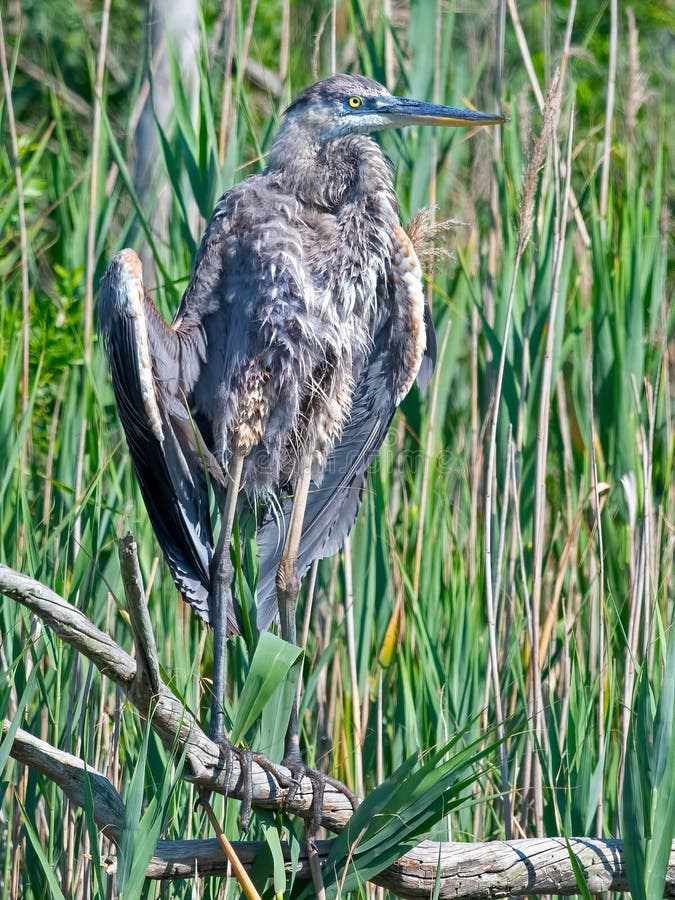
99,271,242,631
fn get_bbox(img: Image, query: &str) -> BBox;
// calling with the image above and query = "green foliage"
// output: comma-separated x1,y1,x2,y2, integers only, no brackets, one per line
565,836,594,900
0,0,673,897
117,728,186,899
622,626,675,900
316,728,496,898
230,631,301,746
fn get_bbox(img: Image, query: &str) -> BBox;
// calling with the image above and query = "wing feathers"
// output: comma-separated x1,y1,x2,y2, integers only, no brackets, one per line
98,251,239,630
416,301,437,391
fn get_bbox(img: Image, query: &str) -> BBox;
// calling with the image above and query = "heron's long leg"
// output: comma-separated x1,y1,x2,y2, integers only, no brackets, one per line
267,459,358,837
210,449,245,743
275,459,313,764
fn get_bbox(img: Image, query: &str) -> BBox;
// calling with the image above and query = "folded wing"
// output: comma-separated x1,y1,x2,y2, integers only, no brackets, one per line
98,250,238,629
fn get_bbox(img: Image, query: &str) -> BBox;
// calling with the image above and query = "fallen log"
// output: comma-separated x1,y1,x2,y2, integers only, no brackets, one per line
2,556,673,898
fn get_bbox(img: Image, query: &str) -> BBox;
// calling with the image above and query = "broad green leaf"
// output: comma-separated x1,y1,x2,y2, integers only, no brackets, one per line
653,625,675,787
117,722,152,895
257,653,301,762
315,729,496,899
230,631,302,744
17,797,67,900
262,823,286,897
565,837,594,900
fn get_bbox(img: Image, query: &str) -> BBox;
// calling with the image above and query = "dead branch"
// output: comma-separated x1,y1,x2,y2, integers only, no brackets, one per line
0,558,354,831
4,719,675,896
2,559,675,898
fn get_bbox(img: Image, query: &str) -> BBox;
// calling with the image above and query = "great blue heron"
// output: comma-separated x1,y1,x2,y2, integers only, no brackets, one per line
99,73,503,823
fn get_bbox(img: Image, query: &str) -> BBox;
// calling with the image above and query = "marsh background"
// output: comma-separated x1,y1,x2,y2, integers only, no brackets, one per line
0,0,673,897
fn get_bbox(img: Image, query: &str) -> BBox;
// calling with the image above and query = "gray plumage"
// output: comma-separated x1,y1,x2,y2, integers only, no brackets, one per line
99,73,502,636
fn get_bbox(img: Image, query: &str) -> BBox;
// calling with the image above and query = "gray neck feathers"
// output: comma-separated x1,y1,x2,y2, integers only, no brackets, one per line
267,124,397,217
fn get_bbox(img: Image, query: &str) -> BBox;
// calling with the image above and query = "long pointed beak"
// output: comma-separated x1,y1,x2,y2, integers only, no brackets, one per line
375,95,505,128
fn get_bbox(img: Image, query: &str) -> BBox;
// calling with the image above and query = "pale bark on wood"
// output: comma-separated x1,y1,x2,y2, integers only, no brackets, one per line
0,558,360,831
5,719,675,897
2,559,674,898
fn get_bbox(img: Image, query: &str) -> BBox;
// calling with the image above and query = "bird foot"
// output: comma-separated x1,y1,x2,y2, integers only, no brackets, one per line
209,737,257,832
206,735,359,837
254,752,359,839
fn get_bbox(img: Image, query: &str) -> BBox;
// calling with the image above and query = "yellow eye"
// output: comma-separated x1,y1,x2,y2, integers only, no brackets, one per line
347,95,363,109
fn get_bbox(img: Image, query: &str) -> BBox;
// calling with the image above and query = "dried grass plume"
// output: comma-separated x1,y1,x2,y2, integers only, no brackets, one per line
517,67,563,252
406,206,465,269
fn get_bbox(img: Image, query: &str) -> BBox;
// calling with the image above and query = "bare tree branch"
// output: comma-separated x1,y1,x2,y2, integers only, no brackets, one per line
3,561,675,898
118,533,161,695
0,561,355,831
4,719,675,896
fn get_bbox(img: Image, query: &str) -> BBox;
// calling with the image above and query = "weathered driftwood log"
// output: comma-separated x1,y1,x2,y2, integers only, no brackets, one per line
2,559,675,898
4,721,675,897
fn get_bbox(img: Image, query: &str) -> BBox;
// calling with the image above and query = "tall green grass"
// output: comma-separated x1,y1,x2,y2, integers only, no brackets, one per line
0,1,672,897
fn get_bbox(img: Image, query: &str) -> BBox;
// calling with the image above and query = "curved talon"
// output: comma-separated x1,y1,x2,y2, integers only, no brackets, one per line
222,741,234,799
212,739,256,833
209,742,359,835
281,765,303,807
305,769,327,839
278,757,357,837
252,753,295,794
235,747,254,832
323,773,360,812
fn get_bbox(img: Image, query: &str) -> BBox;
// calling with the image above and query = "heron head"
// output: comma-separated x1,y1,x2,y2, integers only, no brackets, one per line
281,73,505,141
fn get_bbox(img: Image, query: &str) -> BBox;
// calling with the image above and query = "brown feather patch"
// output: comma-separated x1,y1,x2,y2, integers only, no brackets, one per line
391,224,426,404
